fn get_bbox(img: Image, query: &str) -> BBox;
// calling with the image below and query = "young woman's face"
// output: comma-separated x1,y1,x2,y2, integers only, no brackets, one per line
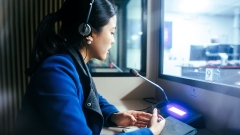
89,15,116,61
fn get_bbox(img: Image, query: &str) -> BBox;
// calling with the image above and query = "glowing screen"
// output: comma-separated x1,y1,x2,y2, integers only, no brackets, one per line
168,107,186,116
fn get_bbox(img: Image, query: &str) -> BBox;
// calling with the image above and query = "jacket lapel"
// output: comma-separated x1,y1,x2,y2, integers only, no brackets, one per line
66,47,103,116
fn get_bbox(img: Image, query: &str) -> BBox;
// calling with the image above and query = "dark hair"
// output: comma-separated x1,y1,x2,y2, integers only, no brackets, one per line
26,0,117,75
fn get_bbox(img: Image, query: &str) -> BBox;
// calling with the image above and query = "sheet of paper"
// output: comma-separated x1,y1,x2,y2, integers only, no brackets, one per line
160,116,197,135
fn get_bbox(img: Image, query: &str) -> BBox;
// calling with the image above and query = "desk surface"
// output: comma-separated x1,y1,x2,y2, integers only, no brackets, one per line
181,60,240,69
100,100,215,135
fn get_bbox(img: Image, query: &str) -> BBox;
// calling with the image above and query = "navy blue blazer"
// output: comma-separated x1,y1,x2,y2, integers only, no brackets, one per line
13,48,153,135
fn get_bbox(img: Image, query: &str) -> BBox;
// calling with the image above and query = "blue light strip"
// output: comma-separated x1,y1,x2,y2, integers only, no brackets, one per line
168,107,186,116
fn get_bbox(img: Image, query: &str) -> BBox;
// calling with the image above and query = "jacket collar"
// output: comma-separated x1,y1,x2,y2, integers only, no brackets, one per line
66,47,103,115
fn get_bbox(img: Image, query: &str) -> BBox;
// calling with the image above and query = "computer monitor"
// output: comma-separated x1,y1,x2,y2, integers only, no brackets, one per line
206,44,234,60
205,45,220,60
189,45,207,61
206,45,218,53
217,44,232,53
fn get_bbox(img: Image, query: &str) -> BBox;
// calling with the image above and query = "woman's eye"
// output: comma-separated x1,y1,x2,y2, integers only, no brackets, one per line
111,32,115,35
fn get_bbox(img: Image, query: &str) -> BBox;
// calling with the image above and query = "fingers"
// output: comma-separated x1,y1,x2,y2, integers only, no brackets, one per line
127,113,137,126
111,112,137,127
134,123,148,128
134,114,151,127
131,114,137,123
148,108,166,135
131,111,152,123
152,108,165,123
136,115,150,122
132,111,152,118
152,108,158,117
134,119,148,128
127,111,150,127
138,111,152,118
125,110,160,127
157,114,164,122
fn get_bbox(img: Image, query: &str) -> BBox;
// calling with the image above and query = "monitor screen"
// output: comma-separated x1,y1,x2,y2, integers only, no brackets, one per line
189,45,206,61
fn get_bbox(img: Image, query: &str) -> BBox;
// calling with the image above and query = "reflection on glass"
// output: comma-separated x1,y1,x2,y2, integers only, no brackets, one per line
88,0,143,73
163,0,240,87
126,0,142,70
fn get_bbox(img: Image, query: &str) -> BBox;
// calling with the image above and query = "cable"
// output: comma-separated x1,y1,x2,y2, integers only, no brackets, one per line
135,105,152,111
134,97,157,111
143,97,157,104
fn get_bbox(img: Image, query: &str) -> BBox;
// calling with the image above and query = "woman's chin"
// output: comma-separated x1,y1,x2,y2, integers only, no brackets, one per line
97,56,107,61
103,53,108,60
95,53,108,61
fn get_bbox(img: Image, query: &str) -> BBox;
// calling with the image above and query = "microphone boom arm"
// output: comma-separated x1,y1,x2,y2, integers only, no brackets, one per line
138,74,169,102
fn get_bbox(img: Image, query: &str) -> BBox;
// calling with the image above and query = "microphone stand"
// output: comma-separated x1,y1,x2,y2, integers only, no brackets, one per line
129,69,170,112
137,74,170,112
137,73,169,102
129,69,205,128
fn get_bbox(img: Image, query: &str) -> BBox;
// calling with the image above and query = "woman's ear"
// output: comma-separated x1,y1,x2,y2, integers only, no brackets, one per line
86,29,97,44
90,28,98,39
86,36,93,42
86,36,93,45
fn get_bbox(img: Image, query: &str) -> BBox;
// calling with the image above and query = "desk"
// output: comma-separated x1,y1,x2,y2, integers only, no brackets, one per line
100,100,214,135
181,64,240,86
101,99,152,135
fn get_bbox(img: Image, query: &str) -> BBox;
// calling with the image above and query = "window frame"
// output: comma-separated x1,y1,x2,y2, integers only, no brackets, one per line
158,0,240,98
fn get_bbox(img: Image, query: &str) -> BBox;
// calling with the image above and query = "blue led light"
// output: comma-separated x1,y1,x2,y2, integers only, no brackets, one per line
168,107,186,116
165,103,188,118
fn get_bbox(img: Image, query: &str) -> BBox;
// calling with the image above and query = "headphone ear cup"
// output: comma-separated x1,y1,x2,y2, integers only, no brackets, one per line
78,23,92,37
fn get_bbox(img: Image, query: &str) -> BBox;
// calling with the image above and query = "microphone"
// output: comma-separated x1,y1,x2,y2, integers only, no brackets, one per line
110,62,123,72
130,69,205,128
129,69,169,102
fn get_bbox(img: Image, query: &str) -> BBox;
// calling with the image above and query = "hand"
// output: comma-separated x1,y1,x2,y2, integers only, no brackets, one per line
148,108,166,135
111,110,152,128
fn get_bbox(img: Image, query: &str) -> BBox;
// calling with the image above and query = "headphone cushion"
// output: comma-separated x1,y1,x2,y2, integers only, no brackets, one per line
78,23,92,36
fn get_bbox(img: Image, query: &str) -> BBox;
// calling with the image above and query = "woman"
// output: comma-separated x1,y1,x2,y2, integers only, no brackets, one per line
13,0,165,134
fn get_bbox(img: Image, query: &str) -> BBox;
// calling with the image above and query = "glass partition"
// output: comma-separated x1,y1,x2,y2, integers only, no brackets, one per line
160,0,240,88
89,0,147,76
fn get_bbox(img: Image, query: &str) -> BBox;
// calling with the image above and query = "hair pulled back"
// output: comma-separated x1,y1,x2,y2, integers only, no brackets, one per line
27,0,117,75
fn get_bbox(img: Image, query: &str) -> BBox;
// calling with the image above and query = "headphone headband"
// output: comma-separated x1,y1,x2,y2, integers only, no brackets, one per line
78,0,95,37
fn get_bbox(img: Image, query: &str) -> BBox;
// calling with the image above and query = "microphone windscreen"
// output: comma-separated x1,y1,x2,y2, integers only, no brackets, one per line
109,62,113,68
130,69,139,76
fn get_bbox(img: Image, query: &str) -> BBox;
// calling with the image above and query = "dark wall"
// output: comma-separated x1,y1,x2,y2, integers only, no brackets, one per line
0,0,64,134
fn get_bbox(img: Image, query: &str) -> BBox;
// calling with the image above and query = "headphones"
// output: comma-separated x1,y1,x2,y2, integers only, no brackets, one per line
78,0,95,37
